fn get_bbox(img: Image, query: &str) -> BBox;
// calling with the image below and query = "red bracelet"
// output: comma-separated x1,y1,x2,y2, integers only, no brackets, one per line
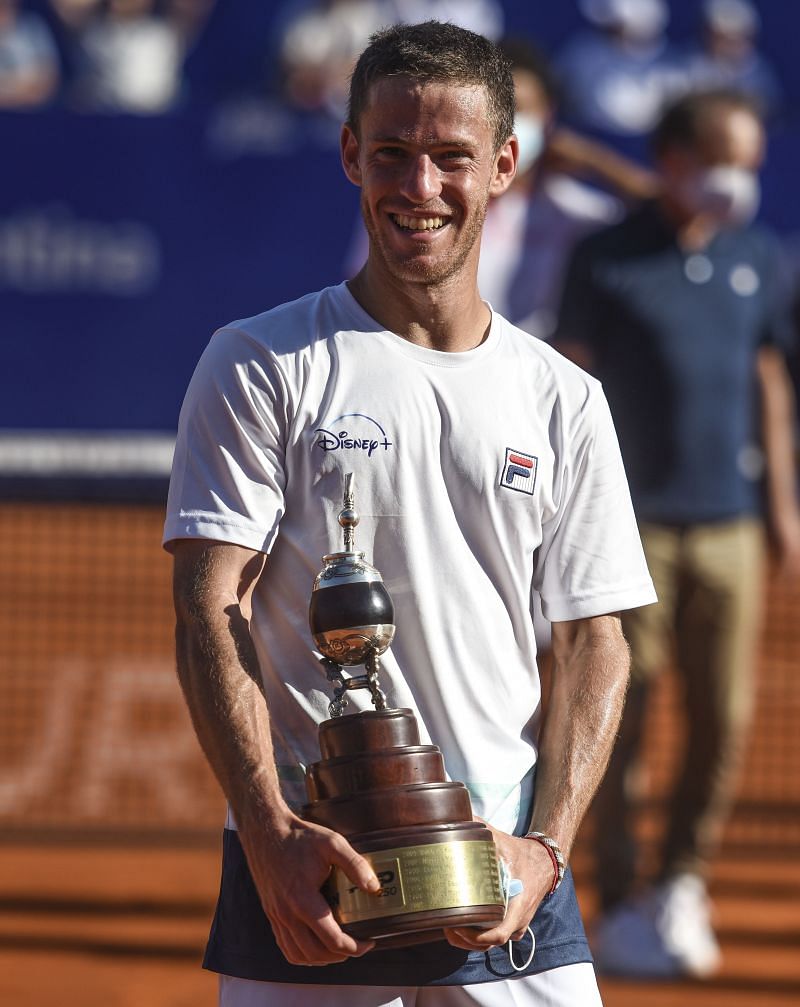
524,832,566,895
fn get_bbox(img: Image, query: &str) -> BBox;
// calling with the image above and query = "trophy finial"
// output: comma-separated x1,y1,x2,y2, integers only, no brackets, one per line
309,470,396,715
339,472,359,552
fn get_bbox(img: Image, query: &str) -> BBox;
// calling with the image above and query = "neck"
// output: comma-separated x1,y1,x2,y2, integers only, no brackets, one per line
658,195,720,251
347,260,492,353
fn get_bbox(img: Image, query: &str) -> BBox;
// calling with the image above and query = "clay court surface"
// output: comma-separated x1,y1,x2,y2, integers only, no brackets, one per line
1,833,798,1007
1,505,799,1006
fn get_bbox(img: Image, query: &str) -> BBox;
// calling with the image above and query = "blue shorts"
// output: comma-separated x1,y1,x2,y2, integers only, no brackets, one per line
203,829,593,987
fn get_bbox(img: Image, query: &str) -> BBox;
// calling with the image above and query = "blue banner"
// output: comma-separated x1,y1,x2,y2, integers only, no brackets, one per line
1,103,799,434
0,108,359,431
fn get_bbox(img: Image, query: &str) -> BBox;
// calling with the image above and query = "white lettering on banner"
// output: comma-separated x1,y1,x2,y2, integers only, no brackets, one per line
0,658,87,812
79,659,202,821
205,97,296,159
0,204,161,295
0,657,214,825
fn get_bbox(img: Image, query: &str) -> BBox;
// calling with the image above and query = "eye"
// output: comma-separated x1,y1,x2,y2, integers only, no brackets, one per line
376,146,405,158
439,149,471,164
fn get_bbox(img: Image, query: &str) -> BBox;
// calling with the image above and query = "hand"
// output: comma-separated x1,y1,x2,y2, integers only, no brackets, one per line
238,811,379,966
771,508,800,576
442,820,554,953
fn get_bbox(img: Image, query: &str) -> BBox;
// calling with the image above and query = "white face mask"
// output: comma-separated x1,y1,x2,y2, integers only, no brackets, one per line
680,164,761,226
513,114,546,175
612,0,669,41
581,0,669,42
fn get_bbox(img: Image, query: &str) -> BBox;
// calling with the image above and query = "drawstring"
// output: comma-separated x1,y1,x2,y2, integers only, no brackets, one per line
499,860,536,972
507,926,537,972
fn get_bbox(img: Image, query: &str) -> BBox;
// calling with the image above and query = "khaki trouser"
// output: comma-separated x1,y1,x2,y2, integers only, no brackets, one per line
593,518,765,910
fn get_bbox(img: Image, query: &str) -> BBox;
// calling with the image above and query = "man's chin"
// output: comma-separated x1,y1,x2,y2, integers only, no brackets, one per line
383,251,465,286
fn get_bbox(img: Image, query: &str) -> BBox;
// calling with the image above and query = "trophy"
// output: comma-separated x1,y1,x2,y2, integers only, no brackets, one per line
304,473,505,947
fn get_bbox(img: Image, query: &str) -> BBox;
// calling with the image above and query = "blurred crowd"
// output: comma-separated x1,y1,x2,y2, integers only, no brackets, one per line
0,0,784,122
0,0,212,113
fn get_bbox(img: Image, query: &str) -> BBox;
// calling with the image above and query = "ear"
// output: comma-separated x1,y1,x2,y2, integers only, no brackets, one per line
489,135,518,198
341,124,362,187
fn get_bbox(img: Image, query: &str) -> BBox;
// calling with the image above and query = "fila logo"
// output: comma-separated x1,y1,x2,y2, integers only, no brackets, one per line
501,448,537,495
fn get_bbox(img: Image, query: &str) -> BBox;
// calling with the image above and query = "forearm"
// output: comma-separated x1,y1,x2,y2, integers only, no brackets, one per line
546,127,660,202
529,616,630,859
175,575,291,837
759,348,800,530
171,541,378,964
444,615,630,951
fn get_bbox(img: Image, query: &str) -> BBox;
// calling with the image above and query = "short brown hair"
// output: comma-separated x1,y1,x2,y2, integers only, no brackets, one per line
653,89,763,156
348,20,515,152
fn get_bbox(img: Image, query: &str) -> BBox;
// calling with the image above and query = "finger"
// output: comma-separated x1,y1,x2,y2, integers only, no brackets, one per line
442,926,498,951
272,919,322,966
327,834,380,893
298,889,375,958
283,916,353,966
313,909,375,958
458,911,529,948
469,925,510,946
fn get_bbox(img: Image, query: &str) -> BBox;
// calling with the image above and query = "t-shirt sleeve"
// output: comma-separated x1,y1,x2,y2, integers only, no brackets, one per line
163,326,289,553
533,382,657,622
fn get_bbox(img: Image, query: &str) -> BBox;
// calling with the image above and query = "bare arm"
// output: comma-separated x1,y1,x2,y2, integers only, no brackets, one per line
757,346,800,572
528,614,630,854
444,613,630,950
545,127,661,203
172,539,379,965
0,67,58,108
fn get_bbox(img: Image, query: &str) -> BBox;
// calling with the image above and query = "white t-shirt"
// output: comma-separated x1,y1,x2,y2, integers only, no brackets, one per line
164,282,655,833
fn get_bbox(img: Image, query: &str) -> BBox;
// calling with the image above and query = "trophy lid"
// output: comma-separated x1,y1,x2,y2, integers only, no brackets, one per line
312,473,387,591
309,472,395,668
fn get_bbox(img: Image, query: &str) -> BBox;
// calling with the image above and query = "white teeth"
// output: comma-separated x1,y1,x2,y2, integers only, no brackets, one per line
393,214,445,231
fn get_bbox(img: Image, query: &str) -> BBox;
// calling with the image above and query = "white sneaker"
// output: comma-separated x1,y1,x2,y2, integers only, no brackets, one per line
591,874,721,979
591,902,683,978
651,873,721,978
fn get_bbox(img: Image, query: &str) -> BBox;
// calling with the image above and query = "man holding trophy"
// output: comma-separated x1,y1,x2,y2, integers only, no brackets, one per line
165,20,656,1007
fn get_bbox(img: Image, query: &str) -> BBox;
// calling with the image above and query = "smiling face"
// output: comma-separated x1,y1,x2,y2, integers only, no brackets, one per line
341,76,516,289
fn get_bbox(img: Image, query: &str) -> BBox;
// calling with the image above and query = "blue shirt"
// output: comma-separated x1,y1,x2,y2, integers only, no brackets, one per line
556,202,793,525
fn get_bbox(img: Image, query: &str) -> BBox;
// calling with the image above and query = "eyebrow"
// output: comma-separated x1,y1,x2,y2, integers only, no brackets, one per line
369,134,475,150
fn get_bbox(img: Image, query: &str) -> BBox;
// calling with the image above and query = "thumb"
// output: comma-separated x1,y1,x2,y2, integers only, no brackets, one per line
328,834,380,893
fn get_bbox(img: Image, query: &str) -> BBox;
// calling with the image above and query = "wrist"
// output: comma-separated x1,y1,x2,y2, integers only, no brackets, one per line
523,831,566,895
235,786,297,840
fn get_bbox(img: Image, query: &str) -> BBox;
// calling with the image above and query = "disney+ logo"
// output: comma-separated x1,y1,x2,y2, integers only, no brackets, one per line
315,413,392,458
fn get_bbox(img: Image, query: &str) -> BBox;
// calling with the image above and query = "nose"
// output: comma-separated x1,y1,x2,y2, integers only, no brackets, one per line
400,154,442,204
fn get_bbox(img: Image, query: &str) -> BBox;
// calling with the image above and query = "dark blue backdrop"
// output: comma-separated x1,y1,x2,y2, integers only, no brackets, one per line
3,0,799,433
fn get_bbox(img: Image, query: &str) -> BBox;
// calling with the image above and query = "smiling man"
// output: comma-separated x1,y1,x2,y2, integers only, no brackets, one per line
164,21,656,1007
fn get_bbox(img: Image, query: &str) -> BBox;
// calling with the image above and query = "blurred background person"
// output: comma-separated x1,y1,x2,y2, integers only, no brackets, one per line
386,0,503,40
555,0,683,136
677,0,782,117
478,37,659,340
165,0,213,50
66,0,185,113
276,0,387,120
0,0,59,108
555,88,800,979
274,0,503,122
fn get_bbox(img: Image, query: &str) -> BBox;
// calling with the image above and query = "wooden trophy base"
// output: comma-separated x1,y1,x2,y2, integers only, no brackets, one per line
303,710,505,947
